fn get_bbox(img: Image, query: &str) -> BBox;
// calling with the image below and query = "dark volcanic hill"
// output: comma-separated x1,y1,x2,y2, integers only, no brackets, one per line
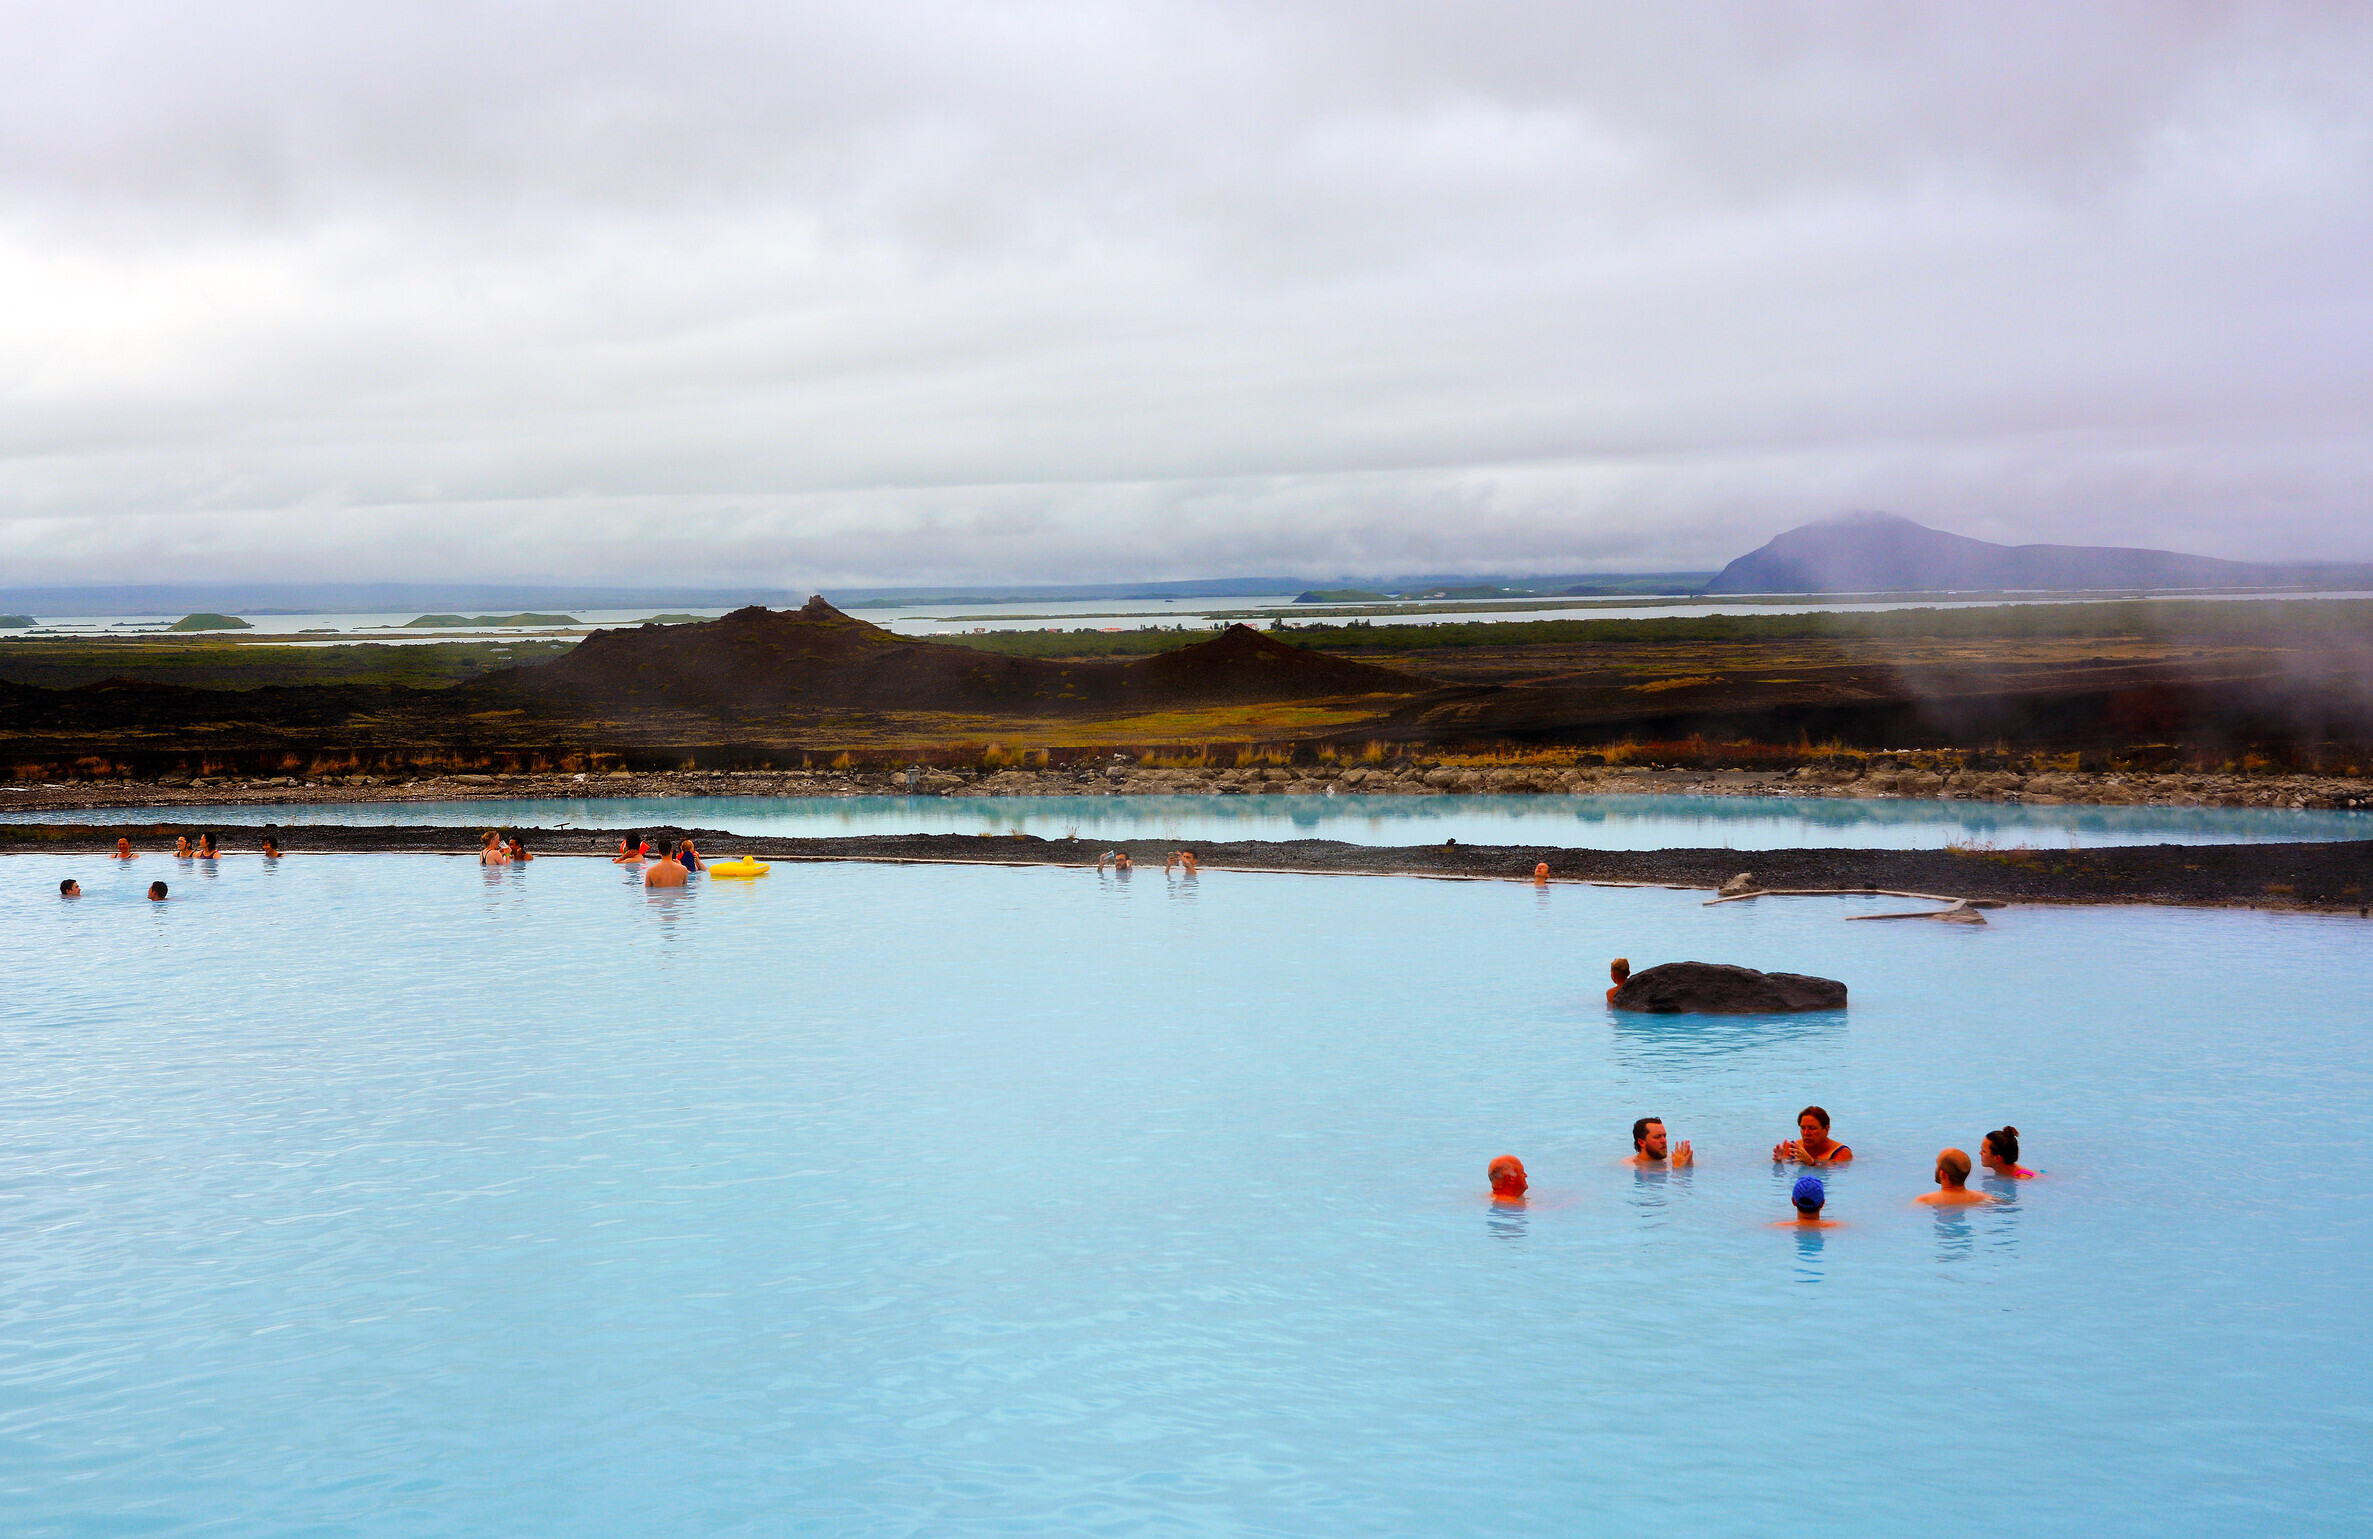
1704,512,2373,594
466,597,1431,719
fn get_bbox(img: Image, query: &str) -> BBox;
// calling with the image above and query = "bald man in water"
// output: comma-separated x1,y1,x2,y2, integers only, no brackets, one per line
1916,1148,1994,1206
1488,1156,1528,1202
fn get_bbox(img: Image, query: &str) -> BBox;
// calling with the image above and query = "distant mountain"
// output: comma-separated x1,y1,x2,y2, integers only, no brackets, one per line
1704,512,2373,595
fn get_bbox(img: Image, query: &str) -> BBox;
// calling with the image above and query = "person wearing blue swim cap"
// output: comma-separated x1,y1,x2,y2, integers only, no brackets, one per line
1777,1175,1839,1228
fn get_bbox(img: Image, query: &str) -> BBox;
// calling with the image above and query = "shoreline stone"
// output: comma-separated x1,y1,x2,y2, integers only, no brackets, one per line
1611,961,1849,1015
1,761,2369,817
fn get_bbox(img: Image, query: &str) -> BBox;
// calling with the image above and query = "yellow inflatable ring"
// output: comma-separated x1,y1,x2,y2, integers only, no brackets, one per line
708,856,771,877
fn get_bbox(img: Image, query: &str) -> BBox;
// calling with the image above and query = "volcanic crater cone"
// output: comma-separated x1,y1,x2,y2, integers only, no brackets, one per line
467,597,1433,721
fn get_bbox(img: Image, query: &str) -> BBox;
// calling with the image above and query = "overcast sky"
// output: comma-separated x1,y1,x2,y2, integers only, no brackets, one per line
2,2,2369,587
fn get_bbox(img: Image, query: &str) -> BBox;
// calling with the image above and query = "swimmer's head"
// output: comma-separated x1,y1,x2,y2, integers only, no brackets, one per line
1791,1176,1825,1214
1488,1155,1528,1199
148,880,168,901
59,878,79,897
1798,1105,1831,1138
1936,1148,1972,1186
116,837,131,853
1534,861,1549,879
1632,1117,1668,1158
1610,957,1630,982
1984,1126,2020,1165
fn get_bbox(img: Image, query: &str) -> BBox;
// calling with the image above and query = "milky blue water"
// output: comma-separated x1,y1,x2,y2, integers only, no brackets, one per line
9,791,2369,851
4,857,2369,1536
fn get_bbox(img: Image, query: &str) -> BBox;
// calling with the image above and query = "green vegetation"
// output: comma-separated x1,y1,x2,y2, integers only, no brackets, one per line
0,638,574,691
923,598,2373,660
404,613,580,628
168,612,251,632
639,613,708,625
0,614,33,628
1295,589,1387,603
1275,598,2373,651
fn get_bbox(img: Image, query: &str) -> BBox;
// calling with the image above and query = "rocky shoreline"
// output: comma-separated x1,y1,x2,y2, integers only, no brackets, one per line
4,757,2370,815
9,821,2370,915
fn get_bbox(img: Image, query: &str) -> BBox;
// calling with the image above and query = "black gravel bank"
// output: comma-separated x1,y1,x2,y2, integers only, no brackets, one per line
8,822,2371,914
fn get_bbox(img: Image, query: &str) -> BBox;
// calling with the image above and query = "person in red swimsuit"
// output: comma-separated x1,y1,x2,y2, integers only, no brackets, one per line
1772,1105,1852,1165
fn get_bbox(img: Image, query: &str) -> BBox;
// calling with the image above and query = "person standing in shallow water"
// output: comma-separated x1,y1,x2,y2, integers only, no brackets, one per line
1979,1127,2033,1178
1488,1156,1528,1203
1606,958,1630,1005
1773,1106,1852,1165
644,850,688,887
113,838,137,860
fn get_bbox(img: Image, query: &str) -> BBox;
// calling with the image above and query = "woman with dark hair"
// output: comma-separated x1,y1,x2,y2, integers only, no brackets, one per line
1979,1127,2033,1179
1772,1106,1853,1165
506,833,531,863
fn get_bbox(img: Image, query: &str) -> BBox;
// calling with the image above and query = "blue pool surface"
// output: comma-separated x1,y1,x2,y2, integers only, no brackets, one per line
8,790,2370,849
4,854,2370,1535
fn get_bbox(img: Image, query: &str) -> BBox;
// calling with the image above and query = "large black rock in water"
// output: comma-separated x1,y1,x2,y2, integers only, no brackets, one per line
1610,961,1846,1014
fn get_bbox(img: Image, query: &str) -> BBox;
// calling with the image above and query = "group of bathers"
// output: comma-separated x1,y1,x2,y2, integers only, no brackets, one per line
1488,1113,2034,1220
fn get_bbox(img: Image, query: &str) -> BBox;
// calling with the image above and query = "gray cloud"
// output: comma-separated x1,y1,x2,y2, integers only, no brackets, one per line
2,2,2369,585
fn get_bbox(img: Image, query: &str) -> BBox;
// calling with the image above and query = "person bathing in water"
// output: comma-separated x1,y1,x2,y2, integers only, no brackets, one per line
1488,1156,1528,1203
113,838,137,860
1979,1127,2033,1178
260,836,281,859
1917,1148,1994,1205
1606,957,1630,1005
644,849,688,887
1773,1106,1852,1165
480,831,508,866
1778,1176,1840,1227
613,836,647,865
1629,1116,1693,1167
198,832,219,859
505,834,531,863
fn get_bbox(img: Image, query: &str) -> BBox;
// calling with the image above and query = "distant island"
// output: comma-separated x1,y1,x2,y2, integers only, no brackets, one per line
1706,512,2373,594
0,614,32,628
403,613,581,628
639,613,707,625
167,613,251,632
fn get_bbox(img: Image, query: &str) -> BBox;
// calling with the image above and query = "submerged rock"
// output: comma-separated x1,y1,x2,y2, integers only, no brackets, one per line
1610,961,1847,1014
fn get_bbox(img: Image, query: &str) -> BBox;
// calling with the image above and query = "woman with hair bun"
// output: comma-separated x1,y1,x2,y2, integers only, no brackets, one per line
1979,1127,2033,1179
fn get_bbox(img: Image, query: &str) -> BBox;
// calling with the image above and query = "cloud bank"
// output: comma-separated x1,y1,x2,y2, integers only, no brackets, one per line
2,2,2369,584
